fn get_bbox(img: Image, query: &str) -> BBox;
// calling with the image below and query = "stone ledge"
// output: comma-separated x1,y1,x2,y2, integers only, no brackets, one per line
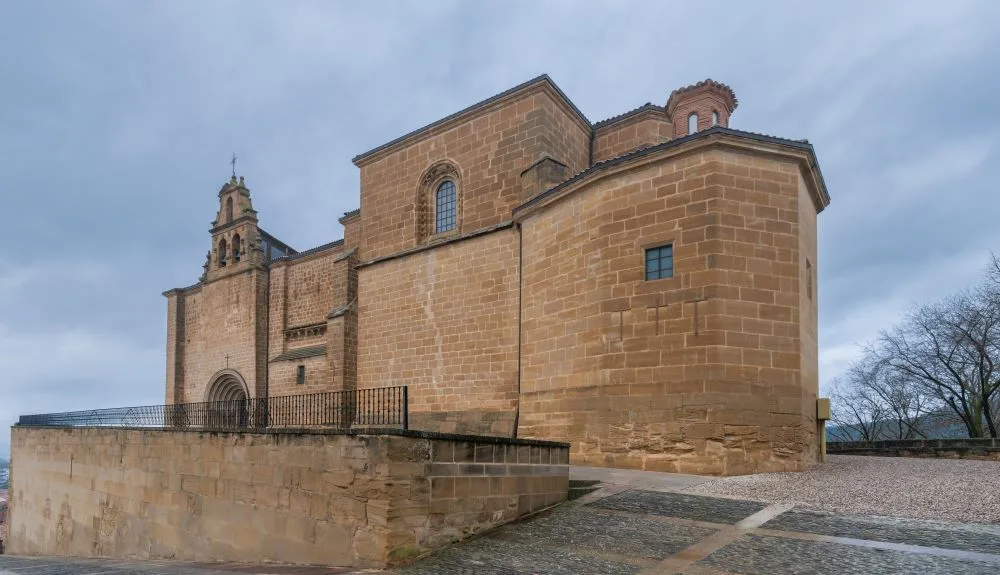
828,439,1000,461
11,424,570,448
428,463,568,477
829,439,999,449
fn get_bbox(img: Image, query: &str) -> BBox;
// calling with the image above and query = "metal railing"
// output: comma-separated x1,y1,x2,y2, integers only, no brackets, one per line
15,386,408,431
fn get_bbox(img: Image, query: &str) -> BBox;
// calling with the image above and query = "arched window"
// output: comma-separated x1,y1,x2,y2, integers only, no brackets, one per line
417,161,462,243
218,238,228,267
232,233,241,263
688,113,698,135
225,197,234,223
435,180,457,234
712,111,719,126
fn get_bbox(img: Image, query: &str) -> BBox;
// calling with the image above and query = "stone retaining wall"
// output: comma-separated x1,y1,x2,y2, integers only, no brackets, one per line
828,439,1000,461
5,426,568,568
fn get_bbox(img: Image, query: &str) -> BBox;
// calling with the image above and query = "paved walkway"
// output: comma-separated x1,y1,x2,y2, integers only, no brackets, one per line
3,463,999,574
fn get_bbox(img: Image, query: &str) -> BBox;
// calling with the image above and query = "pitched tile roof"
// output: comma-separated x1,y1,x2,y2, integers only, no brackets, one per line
271,345,327,362
514,125,829,215
270,239,344,263
593,103,666,128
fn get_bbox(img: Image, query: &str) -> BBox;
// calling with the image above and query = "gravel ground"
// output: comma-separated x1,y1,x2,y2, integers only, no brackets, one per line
686,455,1000,524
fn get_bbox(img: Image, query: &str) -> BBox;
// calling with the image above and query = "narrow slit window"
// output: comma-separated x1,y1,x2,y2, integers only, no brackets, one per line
297,365,306,385
712,111,719,126
806,259,813,300
435,180,457,233
645,244,674,281
688,113,698,134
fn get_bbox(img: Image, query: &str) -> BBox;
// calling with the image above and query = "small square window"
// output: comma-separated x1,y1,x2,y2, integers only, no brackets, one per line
297,365,306,385
645,244,674,281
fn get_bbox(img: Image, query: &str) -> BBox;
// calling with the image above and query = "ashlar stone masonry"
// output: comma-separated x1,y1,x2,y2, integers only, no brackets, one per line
163,75,830,476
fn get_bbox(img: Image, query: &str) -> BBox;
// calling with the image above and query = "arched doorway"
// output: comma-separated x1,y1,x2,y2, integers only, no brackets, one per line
204,371,250,428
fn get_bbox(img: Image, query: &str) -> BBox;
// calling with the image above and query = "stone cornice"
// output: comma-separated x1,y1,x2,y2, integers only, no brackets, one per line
162,283,202,297
338,209,360,225
209,215,257,235
284,322,327,341
665,79,739,119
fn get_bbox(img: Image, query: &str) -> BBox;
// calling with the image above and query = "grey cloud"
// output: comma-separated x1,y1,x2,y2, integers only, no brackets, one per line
1,0,998,442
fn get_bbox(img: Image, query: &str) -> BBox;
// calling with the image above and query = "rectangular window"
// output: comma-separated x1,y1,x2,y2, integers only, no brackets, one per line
806,259,813,300
297,365,305,385
645,244,674,281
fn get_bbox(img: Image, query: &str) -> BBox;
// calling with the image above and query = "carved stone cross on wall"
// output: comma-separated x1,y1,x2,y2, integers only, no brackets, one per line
629,295,708,337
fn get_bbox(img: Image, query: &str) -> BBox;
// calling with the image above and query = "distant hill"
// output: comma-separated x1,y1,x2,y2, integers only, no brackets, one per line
827,409,981,441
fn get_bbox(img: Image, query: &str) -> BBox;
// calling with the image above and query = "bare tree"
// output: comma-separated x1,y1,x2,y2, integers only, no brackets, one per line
828,376,887,441
873,255,1000,438
849,354,933,439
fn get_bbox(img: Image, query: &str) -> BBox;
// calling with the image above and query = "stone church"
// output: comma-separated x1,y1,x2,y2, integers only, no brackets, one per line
163,75,830,476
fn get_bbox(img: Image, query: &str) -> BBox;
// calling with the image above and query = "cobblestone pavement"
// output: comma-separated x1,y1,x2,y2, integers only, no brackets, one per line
4,479,1000,574
589,490,766,525
687,455,1000,523
761,509,1000,555
389,484,1000,574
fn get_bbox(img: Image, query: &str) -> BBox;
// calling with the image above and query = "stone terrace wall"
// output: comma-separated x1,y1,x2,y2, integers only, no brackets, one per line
828,439,1000,461
6,427,568,568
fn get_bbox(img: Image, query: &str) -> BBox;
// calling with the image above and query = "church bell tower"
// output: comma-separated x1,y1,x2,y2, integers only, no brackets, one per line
202,174,265,283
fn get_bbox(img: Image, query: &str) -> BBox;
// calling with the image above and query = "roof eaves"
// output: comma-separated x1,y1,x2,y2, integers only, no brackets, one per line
162,282,202,297
593,103,665,129
513,126,827,215
351,74,592,166
271,345,327,362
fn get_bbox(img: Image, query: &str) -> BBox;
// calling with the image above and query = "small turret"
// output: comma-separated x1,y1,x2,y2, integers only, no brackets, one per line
665,79,738,138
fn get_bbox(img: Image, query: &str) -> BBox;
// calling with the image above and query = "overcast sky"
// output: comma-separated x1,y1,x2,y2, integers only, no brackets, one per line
2,0,999,457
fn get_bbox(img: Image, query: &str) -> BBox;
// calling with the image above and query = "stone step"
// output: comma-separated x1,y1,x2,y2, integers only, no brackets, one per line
567,479,603,500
